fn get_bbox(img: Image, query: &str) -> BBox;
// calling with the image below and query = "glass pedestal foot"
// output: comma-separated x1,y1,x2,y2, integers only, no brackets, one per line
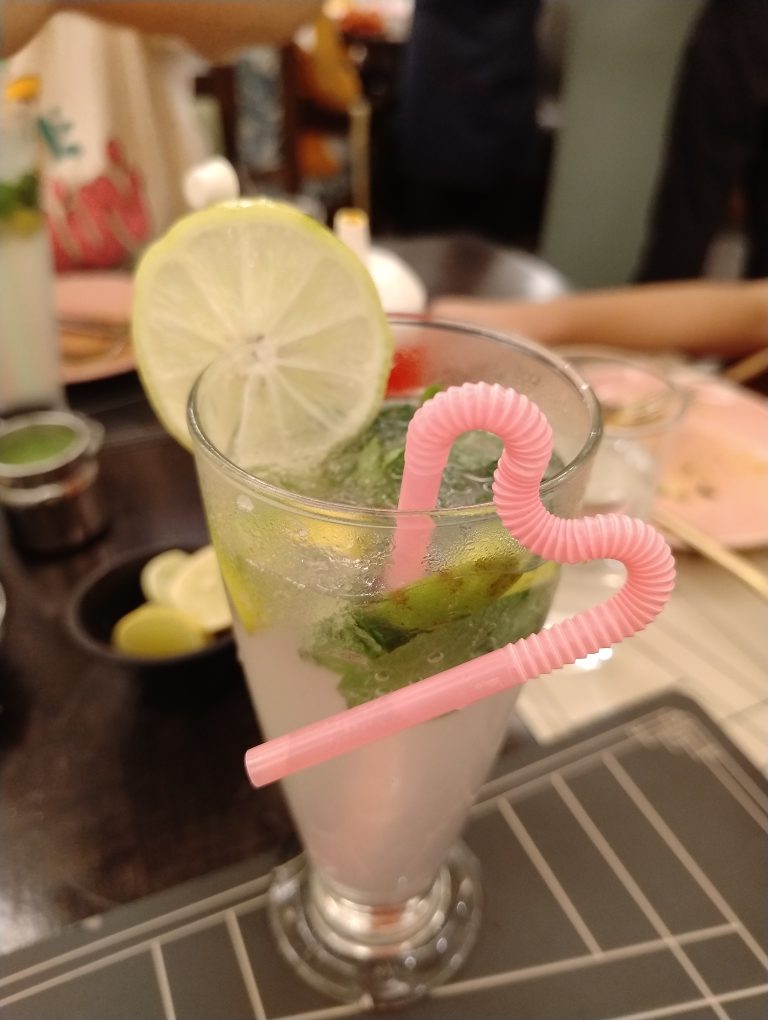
268,842,482,1007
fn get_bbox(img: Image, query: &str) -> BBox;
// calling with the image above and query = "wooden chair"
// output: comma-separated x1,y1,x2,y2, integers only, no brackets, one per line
195,44,371,216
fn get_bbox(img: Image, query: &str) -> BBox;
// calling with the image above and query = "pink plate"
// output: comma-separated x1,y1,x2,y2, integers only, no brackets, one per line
655,374,768,549
55,271,136,385
55,270,133,322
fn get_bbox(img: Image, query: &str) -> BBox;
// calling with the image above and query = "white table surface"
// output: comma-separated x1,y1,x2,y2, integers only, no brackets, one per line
518,548,768,775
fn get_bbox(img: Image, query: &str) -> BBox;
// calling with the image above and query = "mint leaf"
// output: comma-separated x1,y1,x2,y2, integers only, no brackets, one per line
419,384,444,404
306,611,388,674
301,553,557,708
338,583,554,708
0,183,17,219
16,172,38,209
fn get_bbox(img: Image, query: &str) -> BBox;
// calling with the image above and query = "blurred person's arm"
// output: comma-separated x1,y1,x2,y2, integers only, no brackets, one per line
431,281,768,358
1,2,55,55
2,1,321,59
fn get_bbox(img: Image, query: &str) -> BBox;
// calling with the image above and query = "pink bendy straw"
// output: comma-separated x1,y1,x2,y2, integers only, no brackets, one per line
244,382,675,787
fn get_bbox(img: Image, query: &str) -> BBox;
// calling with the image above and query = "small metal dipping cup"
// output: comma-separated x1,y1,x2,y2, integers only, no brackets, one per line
0,410,110,555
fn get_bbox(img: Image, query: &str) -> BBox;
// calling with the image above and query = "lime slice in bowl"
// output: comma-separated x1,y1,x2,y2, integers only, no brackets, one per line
112,604,210,658
140,548,189,605
132,199,393,468
166,545,232,634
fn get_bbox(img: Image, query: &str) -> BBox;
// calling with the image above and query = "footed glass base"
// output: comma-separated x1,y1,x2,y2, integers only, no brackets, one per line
268,842,482,1007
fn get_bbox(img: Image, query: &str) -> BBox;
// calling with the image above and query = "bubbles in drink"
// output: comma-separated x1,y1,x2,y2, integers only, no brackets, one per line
270,395,564,510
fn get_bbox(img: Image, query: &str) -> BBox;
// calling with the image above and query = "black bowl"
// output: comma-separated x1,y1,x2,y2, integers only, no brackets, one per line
68,544,234,670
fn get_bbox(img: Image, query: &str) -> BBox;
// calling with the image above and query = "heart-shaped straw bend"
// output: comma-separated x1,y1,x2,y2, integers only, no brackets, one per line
245,382,675,787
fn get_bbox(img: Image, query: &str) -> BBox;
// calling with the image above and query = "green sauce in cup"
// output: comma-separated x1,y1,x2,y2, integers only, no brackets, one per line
0,411,109,554
0,423,78,466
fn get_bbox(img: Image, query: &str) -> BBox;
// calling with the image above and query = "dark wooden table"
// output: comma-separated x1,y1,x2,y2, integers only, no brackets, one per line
0,237,558,956
0,376,297,955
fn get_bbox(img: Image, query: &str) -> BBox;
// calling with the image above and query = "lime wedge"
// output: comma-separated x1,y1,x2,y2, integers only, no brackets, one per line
502,559,558,596
166,544,232,634
140,549,189,605
112,604,210,658
215,548,268,634
132,199,393,466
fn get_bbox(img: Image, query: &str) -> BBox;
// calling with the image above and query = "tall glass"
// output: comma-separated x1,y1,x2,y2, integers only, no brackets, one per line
561,348,686,520
188,320,601,1006
0,86,63,415
546,348,686,667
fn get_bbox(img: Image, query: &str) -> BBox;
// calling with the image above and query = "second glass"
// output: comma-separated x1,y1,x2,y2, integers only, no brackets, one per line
188,320,601,1007
0,80,63,416
546,348,686,645
560,347,686,520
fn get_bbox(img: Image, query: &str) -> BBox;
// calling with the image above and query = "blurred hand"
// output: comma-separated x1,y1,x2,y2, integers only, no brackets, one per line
1,2,55,56
2,1,322,59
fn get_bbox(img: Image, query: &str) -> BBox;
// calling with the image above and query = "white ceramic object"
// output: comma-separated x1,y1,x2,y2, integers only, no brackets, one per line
183,157,240,211
368,247,427,314
333,208,427,314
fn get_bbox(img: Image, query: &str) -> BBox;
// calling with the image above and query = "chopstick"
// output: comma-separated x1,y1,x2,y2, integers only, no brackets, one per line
58,317,129,337
59,319,130,362
722,346,768,385
652,505,768,601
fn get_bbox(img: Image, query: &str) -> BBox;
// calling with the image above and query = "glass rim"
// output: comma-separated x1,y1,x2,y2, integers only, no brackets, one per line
554,344,688,438
187,317,603,525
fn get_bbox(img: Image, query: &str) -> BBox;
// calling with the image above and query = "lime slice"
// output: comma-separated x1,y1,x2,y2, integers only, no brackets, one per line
112,604,210,658
299,518,370,558
215,549,268,634
140,548,189,605
132,199,393,465
166,544,232,633
503,559,559,596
